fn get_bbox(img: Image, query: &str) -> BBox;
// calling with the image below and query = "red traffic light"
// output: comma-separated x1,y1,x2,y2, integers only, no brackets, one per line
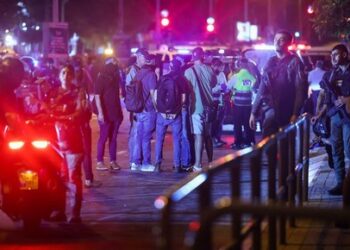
161,17,170,27
207,24,215,32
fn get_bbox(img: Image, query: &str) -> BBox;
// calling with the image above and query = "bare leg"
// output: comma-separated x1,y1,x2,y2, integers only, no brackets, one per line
194,134,203,167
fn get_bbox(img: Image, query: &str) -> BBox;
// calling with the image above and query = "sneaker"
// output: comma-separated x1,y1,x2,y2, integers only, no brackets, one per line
154,163,162,173
110,161,121,170
68,216,82,224
84,179,102,188
140,164,156,172
328,184,343,196
192,165,202,172
180,165,192,173
96,162,109,171
130,163,141,171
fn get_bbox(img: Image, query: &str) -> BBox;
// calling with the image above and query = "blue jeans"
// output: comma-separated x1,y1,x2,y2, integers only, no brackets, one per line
181,109,192,166
330,113,350,185
155,113,182,167
97,119,122,163
62,153,83,219
129,111,156,165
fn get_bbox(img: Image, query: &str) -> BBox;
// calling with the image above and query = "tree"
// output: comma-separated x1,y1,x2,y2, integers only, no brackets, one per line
312,0,350,40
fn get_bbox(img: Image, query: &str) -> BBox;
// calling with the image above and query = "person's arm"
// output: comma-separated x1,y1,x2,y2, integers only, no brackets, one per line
125,66,137,86
290,57,308,122
94,95,104,122
94,75,105,122
249,72,269,130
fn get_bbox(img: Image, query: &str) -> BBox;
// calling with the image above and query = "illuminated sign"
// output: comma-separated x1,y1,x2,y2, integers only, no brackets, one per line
236,22,258,42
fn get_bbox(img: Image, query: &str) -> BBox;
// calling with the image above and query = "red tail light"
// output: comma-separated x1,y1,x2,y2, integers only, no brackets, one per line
31,140,50,149
8,141,25,150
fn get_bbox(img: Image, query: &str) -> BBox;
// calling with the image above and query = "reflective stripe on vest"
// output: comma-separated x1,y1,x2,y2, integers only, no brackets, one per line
232,69,256,106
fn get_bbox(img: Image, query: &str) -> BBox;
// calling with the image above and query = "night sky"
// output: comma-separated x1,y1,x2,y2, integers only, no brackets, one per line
1,0,315,44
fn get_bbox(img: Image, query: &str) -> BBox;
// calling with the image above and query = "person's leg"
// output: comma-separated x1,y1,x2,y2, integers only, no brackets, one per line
215,105,226,142
329,114,346,194
232,105,243,147
108,119,122,169
194,134,203,167
132,113,143,165
204,122,213,162
171,115,182,169
155,114,167,167
65,153,83,222
141,111,156,165
81,122,93,181
109,119,122,163
242,106,255,145
262,108,278,138
191,114,204,168
181,110,191,167
97,121,111,164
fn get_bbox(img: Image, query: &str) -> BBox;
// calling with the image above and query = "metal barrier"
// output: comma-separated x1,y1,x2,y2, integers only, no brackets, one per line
154,114,313,249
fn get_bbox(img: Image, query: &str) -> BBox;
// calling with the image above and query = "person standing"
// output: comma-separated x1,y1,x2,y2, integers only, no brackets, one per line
50,64,85,223
228,58,257,149
320,44,350,196
73,58,101,188
94,60,123,171
154,59,186,172
127,49,157,171
249,30,308,137
184,47,216,171
211,58,228,148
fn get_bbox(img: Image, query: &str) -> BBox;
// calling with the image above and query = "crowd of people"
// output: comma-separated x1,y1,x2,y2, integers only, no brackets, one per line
1,29,350,223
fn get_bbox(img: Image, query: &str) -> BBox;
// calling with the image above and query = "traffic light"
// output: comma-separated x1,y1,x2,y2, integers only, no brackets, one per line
161,9,170,27
206,17,215,32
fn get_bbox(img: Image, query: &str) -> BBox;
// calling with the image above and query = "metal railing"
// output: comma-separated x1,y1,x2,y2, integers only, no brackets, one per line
154,114,315,249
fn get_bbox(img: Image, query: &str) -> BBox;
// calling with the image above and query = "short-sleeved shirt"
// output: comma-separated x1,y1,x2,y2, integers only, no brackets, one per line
184,63,216,114
308,67,326,91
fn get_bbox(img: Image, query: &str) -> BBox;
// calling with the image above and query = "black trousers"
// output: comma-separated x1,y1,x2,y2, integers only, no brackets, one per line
233,105,255,145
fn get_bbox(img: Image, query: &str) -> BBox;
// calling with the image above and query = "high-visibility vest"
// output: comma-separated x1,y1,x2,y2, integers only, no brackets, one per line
232,68,256,106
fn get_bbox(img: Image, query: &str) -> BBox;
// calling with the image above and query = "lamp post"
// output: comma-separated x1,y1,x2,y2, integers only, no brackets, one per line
52,0,59,22
61,0,69,22
155,0,161,45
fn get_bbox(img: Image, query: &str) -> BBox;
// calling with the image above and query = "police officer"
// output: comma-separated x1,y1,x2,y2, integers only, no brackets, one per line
227,58,257,149
321,44,350,196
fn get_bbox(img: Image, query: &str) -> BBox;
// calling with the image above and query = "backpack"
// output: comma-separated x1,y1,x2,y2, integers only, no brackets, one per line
156,74,182,114
125,78,144,113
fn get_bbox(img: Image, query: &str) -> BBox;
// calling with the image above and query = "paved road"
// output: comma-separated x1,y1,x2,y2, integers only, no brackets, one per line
0,111,240,249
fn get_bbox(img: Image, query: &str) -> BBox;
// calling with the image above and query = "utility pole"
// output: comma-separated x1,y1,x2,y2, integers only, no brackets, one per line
298,0,303,36
209,0,213,17
52,0,59,22
244,0,248,21
117,0,124,34
61,0,69,22
155,0,161,45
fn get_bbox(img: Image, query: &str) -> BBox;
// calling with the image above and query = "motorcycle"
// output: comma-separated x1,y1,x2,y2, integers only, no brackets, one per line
0,119,66,230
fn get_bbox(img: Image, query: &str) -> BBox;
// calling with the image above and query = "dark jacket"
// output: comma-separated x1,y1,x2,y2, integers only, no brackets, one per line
252,53,307,127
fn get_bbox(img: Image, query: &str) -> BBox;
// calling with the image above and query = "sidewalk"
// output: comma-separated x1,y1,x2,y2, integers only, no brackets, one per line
278,146,350,250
